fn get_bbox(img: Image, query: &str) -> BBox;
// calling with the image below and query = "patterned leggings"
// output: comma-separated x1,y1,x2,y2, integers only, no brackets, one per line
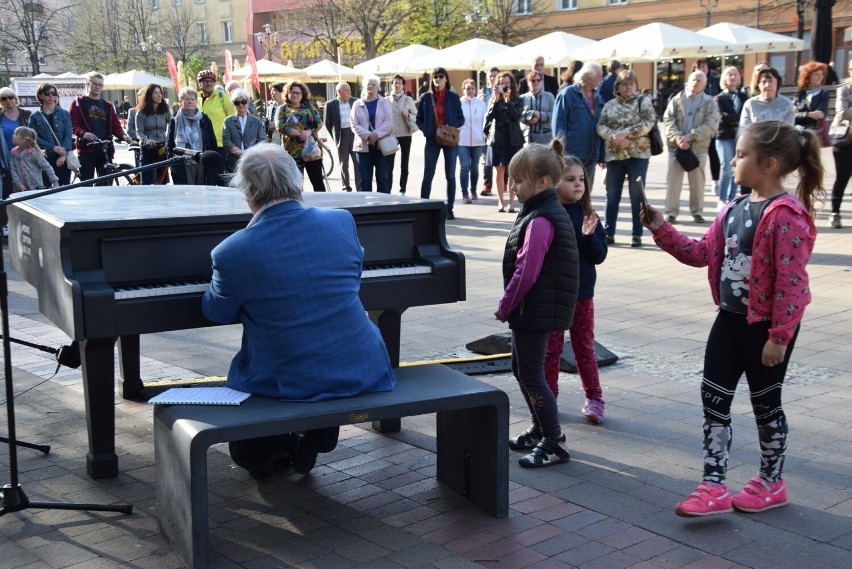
701,310,798,484
544,299,602,401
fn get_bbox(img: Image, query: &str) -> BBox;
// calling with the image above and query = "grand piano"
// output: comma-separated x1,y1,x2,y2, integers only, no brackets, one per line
7,187,465,478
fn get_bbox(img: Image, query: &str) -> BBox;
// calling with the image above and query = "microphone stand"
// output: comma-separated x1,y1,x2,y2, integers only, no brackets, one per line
0,157,188,518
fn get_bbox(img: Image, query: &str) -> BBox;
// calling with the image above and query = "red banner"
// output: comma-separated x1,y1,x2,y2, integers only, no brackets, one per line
224,49,233,83
245,46,260,93
165,52,180,94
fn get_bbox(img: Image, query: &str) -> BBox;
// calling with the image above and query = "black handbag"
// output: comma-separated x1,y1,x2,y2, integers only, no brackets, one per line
675,147,700,172
830,119,851,149
642,96,664,155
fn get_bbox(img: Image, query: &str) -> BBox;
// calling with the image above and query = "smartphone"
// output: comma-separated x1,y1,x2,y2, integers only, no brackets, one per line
636,176,651,224
496,85,506,93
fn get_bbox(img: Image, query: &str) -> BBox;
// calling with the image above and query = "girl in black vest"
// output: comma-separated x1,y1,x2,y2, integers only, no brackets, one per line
496,144,579,468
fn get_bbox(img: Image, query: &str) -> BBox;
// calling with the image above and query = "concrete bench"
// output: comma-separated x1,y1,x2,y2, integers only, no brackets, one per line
154,364,509,569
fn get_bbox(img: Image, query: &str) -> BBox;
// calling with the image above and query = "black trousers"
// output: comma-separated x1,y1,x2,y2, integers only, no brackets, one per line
831,143,852,213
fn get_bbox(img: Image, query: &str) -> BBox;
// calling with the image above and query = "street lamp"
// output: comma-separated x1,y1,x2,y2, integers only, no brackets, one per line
255,23,280,61
139,35,163,73
464,0,489,38
700,0,719,27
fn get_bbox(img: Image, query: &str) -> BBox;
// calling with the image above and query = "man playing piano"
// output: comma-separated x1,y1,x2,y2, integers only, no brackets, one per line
202,143,397,478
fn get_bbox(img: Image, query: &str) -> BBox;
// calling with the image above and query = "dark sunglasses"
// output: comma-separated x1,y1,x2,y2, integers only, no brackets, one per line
433,74,446,79
234,100,248,105
1,96,16,101
530,79,542,83
43,92,58,96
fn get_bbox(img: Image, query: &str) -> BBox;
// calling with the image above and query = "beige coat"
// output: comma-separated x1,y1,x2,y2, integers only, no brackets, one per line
663,91,719,154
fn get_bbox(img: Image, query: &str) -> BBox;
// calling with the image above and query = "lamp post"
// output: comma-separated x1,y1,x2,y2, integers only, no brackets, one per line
255,23,280,61
464,0,489,38
700,0,719,27
139,35,163,73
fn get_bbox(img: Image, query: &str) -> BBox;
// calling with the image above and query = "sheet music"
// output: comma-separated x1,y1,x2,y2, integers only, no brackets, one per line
148,387,251,406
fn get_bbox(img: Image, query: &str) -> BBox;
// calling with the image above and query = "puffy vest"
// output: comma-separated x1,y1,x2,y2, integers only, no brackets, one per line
502,189,579,331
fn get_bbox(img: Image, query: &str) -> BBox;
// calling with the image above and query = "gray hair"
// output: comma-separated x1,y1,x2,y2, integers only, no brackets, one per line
229,88,250,103
224,80,241,91
575,62,602,86
336,81,351,92
361,75,380,91
0,87,16,99
229,143,303,208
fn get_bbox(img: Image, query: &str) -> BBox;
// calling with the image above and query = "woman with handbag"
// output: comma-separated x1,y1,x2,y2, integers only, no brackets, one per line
596,70,657,247
416,67,464,220
830,60,852,229
386,75,418,195
28,82,75,186
792,61,830,145
484,71,524,213
520,71,554,145
352,75,394,193
276,80,326,192
135,83,172,185
222,89,265,174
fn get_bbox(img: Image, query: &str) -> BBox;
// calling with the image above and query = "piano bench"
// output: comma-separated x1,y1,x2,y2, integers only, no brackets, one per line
153,364,509,569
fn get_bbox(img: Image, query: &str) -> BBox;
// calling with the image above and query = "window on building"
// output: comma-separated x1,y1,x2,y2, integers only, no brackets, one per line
151,0,159,9
516,0,531,15
560,0,577,9
222,20,233,43
172,0,181,5
607,0,627,5
197,23,208,44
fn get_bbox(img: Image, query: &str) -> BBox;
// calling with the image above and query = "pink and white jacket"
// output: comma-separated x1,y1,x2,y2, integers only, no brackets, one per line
652,193,816,345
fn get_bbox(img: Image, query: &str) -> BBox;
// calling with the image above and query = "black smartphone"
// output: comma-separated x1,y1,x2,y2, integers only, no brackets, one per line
636,177,651,223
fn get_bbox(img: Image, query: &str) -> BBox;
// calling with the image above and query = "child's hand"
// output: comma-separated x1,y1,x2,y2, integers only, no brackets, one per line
640,203,666,231
582,210,599,235
51,182,59,189
494,310,506,323
762,340,787,367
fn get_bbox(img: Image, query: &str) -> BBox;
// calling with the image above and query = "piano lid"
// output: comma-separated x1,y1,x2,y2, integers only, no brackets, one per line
13,186,447,230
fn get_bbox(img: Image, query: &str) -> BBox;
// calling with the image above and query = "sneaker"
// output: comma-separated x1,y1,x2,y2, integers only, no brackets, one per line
693,214,706,223
630,236,641,248
830,213,842,229
464,196,473,204
509,428,566,451
582,398,605,424
446,210,455,220
675,482,733,517
480,186,493,196
518,438,570,468
606,234,615,245
470,192,478,200
732,477,787,513
1,226,7,238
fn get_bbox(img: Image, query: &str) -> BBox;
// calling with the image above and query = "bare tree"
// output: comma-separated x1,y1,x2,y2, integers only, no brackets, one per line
336,0,414,59
484,0,551,46
287,0,357,63
2,0,70,75
159,2,211,65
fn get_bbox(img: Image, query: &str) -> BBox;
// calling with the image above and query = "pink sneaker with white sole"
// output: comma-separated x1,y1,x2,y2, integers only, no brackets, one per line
675,482,733,517
732,477,787,512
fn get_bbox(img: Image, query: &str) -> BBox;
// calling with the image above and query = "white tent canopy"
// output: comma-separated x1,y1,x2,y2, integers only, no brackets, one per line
697,22,804,54
302,59,359,82
231,59,304,82
103,70,174,90
573,23,731,62
484,32,594,69
408,38,511,72
354,44,439,76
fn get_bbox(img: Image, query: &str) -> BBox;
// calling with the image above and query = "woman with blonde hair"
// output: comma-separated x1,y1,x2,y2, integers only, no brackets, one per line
458,78,486,203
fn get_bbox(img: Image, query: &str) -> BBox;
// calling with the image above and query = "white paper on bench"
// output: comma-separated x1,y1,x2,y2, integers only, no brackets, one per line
148,387,251,406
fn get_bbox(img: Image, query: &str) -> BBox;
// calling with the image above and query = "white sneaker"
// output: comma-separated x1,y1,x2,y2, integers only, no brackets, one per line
1,226,8,237
716,201,726,212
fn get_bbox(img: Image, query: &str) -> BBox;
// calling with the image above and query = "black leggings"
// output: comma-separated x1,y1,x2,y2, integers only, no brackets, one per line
700,310,798,484
831,143,852,213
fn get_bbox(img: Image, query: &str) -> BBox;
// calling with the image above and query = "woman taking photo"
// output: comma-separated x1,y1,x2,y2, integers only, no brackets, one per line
134,83,171,184
386,74,418,195
352,75,393,193
792,61,829,138
28,83,74,186
222,88,265,174
520,70,554,145
416,67,464,220
276,80,325,192
458,79,486,204
484,71,524,213
714,66,749,209
166,86,217,185
596,69,657,247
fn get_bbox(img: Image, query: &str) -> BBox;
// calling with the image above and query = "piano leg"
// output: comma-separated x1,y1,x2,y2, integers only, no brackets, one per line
79,337,119,478
118,334,144,399
369,308,404,433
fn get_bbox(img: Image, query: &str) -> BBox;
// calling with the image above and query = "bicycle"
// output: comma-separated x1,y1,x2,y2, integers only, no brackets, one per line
318,137,335,179
69,139,168,186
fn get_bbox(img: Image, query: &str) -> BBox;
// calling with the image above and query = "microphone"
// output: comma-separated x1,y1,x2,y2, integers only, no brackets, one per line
172,147,223,169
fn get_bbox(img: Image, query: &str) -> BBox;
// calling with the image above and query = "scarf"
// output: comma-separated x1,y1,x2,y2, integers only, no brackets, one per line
175,108,203,150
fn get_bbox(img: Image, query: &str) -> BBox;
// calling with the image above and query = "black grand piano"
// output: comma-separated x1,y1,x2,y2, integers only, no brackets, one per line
8,187,465,478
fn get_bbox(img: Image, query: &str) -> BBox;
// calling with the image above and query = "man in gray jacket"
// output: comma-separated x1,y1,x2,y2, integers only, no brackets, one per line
663,71,720,223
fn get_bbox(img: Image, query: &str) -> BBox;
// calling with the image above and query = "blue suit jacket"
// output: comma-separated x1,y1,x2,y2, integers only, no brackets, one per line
202,200,396,401
551,85,606,163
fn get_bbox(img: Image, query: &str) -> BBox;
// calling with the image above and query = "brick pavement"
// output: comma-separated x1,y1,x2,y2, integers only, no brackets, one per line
1,133,850,568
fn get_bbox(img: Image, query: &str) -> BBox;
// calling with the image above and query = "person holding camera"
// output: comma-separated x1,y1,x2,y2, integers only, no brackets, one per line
485,71,524,213
135,83,171,185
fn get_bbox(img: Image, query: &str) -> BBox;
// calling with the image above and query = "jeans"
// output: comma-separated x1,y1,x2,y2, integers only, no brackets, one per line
604,157,648,238
79,151,109,184
357,145,390,193
715,137,737,202
457,145,483,198
139,146,168,185
581,158,599,192
388,135,412,193
421,137,458,211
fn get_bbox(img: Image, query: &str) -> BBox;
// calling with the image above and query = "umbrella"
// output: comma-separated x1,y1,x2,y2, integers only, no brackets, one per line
573,23,731,62
811,0,835,64
696,22,804,54
55,72,85,78
408,38,511,72
484,32,594,69
103,70,175,89
231,59,304,82
302,59,360,82
354,44,439,76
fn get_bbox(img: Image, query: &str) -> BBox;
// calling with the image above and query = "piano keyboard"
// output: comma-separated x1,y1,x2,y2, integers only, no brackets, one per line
113,264,434,299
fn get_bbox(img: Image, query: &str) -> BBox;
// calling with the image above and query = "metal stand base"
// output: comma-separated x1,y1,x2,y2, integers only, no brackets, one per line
1,484,132,516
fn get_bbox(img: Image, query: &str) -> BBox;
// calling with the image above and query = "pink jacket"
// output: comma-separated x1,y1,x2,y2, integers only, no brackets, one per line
652,193,815,345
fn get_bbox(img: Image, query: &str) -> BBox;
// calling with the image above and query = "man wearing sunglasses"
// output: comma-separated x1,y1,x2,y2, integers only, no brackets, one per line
197,69,235,185
69,73,132,182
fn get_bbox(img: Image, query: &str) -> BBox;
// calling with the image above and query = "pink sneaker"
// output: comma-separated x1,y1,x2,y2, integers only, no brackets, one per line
675,482,733,517
581,398,604,424
732,477,787,512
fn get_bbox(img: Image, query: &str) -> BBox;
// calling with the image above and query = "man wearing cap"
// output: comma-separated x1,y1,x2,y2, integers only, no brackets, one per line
197,69,236,184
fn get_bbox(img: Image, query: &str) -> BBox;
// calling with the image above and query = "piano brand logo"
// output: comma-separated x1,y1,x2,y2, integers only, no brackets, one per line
349,412,370,422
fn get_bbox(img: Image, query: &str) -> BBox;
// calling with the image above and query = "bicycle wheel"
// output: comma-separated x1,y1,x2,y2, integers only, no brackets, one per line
110,163,139,186
321,143,335,179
